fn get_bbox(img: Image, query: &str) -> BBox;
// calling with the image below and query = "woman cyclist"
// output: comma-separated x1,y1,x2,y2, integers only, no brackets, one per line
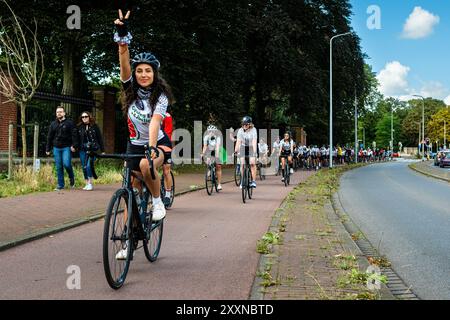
279,132,294,182
201,125,225,191
235,116,258,188
114,10,174,222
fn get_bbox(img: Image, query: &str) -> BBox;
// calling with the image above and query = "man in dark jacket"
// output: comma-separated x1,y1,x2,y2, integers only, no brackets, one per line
46,106,78,190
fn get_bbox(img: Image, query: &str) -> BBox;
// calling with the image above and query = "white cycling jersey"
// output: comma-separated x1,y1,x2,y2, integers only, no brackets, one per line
123,77,167,146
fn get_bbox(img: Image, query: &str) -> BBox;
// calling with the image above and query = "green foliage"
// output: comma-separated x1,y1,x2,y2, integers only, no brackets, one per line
4,0,367,146
427,108,450,145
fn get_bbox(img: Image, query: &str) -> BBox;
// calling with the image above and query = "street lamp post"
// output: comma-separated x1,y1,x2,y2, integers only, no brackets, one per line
391,105,394,157
445,105,448,149
329,31,352,168
413,95,425,158
354,94,358,163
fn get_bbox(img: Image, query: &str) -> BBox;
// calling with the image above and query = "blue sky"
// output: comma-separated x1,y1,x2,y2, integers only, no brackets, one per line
349,0,450,103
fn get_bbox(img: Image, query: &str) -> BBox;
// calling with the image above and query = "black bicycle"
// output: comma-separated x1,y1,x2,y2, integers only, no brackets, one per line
205,155,219,195
160,162,175,208
240,154,253,203
281,155,290,187
88,147,164,290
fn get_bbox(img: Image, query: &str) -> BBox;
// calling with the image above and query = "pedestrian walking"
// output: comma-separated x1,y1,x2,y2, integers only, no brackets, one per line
45,106,77,191
75,111,105,191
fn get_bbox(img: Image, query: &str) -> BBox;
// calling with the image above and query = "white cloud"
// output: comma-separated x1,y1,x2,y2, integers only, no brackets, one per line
419,81,447,100
444,95,450,106
377,61,411,96
402,7,440,39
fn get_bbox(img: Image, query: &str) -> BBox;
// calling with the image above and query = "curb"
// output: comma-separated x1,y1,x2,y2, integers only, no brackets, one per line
408,163,450,183
0,178,235,253
332,192,419,300
249,190,292,300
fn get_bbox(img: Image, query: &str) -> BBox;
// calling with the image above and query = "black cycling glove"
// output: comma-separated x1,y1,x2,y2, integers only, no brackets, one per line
116,19,129,37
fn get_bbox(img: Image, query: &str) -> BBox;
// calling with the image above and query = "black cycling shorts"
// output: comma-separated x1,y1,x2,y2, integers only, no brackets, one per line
126,133,172,171
280,150,292,158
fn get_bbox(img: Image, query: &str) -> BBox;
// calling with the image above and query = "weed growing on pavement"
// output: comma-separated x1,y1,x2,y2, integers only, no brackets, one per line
368,256,392,268
257,231,281,254
337,268,387,290
333,253,357,270
351,231,364,241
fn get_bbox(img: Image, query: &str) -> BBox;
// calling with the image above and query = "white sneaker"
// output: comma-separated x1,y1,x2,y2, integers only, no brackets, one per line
82,184,89,190
290,168,294,174
116,241,130,260
217,184,222,191
152,202,166,221
85,184,93,191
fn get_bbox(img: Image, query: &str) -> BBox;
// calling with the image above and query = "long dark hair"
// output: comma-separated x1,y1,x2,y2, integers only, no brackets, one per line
121,66,175,116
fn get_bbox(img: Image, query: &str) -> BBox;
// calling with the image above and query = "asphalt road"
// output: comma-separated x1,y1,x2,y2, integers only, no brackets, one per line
0,171,310,299
338,161,450,300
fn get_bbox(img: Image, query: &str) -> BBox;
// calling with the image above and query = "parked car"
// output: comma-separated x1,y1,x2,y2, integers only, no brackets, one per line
439,150,450,168
434,151,443,166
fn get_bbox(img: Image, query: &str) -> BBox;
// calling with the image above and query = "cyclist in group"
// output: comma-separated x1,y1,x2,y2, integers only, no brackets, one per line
161,106,174,206
279,132,294,182
201,125,225,191
235,116,258,188
114,10,174,227
258,138,269,166
271,136,281,174
311,145,320,170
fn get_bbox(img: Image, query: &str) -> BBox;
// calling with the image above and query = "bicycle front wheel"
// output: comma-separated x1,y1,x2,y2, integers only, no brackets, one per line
248,167,253,199
144,219,164,262
103,189,132,290
241,165,247,203
205,166,214,195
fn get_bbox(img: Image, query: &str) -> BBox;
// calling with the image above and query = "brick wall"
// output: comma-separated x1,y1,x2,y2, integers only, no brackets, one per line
0,87,17,154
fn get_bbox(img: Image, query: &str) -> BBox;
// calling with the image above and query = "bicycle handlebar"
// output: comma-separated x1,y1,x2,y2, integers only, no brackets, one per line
87,147,159,181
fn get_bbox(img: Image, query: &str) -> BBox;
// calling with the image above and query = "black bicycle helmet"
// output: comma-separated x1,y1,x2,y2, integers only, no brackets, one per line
131,52,160,71
242,116,252,125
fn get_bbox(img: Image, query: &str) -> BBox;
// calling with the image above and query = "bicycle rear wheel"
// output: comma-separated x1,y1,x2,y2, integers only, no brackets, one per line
144,217,164,262
205,166,214,195
103,189,133,289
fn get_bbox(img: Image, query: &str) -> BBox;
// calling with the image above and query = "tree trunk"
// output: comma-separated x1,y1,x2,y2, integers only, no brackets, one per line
20,101,27,168
61,33,81,117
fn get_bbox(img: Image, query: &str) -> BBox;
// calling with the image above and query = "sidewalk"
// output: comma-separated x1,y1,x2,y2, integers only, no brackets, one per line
251,166,397,300
409,160,450,182
0,168,235,251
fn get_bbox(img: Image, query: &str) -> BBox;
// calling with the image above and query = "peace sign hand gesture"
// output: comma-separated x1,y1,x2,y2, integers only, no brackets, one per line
114,9,131,37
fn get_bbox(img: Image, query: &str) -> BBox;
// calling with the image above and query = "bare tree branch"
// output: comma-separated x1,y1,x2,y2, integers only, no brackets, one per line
0,0,44,167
